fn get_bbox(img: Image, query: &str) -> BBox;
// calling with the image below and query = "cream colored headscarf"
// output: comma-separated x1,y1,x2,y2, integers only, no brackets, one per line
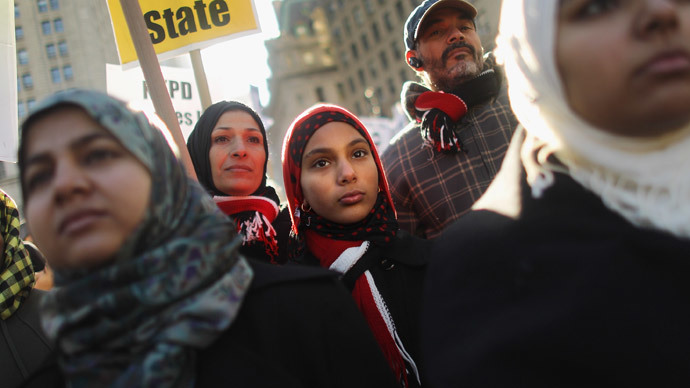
496,0,690,239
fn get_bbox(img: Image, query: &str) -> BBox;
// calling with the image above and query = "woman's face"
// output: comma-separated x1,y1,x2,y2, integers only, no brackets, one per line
300,122,379,225
557,0,690,136
208,110,266,196
22,107,151,269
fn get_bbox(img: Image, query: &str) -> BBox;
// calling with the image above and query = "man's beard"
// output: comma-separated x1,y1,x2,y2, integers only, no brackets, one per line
422,42,484,92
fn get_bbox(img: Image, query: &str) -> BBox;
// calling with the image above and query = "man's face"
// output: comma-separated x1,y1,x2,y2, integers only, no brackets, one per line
413,7,484,91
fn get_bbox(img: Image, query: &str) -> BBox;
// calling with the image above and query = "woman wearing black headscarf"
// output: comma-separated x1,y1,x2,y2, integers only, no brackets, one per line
187,101,290,264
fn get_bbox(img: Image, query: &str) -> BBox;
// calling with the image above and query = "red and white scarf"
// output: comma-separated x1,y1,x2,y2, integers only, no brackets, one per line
214,196,280,262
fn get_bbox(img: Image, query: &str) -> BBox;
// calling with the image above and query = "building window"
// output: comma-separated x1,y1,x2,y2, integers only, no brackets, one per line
337,83,346,99
364,0,375,14
46,43,56,58
54,18,63,33
384,12,393,32
369,63,378,78
22,74,33,89
395,1,405,19
17,77,21,92
355,102,363,116
27,99,36,111
51,67,61,83
372,23,380,41
332,27,342,45
343,18,352,35
50,0,59,10
400,69,409,84
315,87,325,102
63,65,73,80
18,101,26,118
37,0,48,12
388,78,397,96
348,77,356,94
379,50,389,68
15,4,20,18
391,43,402,62
340,51,349,67
376,87,384,102
351,43,359,60
358,69,366,87
15,26,23,40
361,35,370,51
42,21,51,35
353,7,364,26
58,41,68,56
17,49,29,65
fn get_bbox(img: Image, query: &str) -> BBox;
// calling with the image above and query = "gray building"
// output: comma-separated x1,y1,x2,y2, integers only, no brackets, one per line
6,0,119,210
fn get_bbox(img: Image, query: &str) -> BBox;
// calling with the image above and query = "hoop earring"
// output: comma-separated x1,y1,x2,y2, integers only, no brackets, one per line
301,202,312,213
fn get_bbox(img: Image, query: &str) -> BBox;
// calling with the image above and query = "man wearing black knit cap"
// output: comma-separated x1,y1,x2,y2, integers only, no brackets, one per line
381,0,517,239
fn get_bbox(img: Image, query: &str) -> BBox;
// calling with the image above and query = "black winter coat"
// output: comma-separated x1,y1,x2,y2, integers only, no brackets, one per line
26,261,398,387
197,260,398,387
423,129,690,388
1,289,60,388
300,231,430,387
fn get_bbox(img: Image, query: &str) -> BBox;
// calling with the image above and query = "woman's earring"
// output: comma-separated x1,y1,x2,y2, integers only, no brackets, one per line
301,202,312,213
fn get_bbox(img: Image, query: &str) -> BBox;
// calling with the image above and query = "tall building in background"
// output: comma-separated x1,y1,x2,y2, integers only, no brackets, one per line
264,0,503,181
14,0,119,117
4,0,119,209
263,0,339,181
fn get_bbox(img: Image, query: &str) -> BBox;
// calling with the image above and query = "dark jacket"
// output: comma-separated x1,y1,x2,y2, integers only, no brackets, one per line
300,231,430,387
423,129,690,387
26,261,398,387
1,289,59,388
197,260,398,387
382,59,518,239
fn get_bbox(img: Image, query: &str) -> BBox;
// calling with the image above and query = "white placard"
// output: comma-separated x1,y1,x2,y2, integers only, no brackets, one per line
106,64,202,140
0,3,18,162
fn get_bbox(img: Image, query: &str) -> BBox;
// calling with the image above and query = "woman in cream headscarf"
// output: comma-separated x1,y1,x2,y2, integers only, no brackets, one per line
422,0,690,386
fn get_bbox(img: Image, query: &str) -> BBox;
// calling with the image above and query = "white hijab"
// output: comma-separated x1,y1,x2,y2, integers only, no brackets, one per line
496,0,690,239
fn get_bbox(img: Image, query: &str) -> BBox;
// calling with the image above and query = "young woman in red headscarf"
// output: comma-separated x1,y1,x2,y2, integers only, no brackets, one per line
282,104,429,388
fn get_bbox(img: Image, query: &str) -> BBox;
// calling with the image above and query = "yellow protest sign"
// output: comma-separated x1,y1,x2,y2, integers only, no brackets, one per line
107,0,260,65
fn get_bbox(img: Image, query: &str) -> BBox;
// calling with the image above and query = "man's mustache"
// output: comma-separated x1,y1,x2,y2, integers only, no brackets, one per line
442,42,476,63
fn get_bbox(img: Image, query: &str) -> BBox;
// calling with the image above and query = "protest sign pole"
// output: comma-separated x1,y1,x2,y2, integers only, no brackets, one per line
118,0,197,180
190,49,213,111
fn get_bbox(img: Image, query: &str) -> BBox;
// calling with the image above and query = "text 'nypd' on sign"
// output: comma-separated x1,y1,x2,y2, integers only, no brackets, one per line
106,64,202,139
106,0,260,65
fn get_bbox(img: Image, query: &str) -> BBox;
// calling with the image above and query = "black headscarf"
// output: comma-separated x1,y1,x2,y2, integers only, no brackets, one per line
187,101,269,196
187,101,285,263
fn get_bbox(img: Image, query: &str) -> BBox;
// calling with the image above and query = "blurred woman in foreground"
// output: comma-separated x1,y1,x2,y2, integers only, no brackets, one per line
423,0,690,386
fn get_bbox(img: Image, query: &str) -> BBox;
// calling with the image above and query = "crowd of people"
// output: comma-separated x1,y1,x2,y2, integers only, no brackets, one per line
2,0,690,386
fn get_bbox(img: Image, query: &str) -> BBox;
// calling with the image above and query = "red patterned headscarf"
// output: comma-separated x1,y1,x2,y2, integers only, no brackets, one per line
282,104,397,249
